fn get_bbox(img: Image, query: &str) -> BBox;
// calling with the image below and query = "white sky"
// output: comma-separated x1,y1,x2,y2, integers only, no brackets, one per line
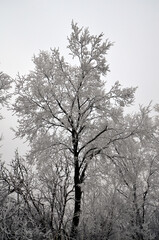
0,0,159,163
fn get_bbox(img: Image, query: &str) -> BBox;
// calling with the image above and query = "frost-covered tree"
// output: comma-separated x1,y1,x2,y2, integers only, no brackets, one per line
0,71,12,118
104,106,159,240
79,154,121,240
78,106,159,240
13,22,137,239
0,71,12,162
0,152,72,239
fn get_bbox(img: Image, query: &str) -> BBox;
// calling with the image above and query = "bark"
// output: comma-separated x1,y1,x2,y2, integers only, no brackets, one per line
70,154,82,239
70,183,82,239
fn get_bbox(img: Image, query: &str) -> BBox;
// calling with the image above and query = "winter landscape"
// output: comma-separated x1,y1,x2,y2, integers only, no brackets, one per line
0,1,159,239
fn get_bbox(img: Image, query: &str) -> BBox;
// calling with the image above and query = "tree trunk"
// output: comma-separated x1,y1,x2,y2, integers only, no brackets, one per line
70,184,82,239
70,156,82,239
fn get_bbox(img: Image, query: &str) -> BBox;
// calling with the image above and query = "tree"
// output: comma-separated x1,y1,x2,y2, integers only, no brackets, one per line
104,106,159,240
78,106,159,240
79,154,122,240
0,71,12,119
13,22,136,239
0,151,72,239
0,71,12,167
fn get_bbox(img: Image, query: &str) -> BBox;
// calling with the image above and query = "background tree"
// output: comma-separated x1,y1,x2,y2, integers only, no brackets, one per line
0,71,12,155
0,72,12,112
103,106,159,240
0,151,73,239
79,154,121,240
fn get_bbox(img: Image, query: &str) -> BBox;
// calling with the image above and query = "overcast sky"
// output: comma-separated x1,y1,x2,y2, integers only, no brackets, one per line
0,0,159,163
